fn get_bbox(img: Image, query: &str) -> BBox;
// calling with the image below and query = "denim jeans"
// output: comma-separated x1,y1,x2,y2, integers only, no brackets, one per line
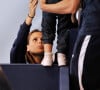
41,0,74,54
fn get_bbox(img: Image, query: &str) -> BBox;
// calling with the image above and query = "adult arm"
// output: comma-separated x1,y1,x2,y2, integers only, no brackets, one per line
40,0,80,14
10,22,31,63
10,0,38,63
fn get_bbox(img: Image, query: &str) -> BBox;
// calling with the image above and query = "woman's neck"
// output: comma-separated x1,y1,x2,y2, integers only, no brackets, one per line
26,52,43,64
32,54,42,63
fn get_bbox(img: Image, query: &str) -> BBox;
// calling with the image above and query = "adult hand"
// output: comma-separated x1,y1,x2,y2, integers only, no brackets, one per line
28,0,38,18
26,0,38,25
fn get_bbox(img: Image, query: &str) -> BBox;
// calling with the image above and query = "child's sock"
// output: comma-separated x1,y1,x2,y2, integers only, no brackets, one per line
57,53,67,66
41,52,53,66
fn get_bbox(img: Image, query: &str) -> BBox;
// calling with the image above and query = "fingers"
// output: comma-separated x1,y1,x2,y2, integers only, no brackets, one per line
30,0,38,5
30,0,33,3
29,0,38,10
28,0,38,18
29,0,38,9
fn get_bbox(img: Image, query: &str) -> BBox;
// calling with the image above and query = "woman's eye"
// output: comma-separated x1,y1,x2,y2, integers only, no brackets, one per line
33,38,37,41
41,38,43,41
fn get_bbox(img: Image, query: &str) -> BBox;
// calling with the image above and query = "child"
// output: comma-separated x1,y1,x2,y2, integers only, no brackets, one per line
41,0,74,66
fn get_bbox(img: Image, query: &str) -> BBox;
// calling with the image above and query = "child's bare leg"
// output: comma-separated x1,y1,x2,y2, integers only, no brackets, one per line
41,44,53,66
57,53,67,66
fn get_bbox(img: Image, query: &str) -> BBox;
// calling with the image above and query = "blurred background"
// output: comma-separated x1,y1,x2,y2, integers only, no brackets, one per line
0,0,57,63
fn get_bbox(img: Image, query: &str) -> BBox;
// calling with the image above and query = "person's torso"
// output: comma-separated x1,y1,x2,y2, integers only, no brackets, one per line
79,0,100,35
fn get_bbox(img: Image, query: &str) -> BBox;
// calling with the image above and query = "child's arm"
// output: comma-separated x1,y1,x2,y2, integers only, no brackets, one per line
40,0,80,14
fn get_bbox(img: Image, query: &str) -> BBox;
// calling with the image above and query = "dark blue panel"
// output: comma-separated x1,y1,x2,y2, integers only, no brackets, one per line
2,64,59,90
59,67,69,90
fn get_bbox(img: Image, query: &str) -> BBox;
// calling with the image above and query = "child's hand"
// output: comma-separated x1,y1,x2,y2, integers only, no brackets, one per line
39,0,46,10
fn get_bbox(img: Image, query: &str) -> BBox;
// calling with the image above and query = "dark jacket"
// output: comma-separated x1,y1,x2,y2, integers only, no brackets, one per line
10,22,31,63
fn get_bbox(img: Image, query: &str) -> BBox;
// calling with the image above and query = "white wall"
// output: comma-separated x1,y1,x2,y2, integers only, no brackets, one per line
0,0,56,63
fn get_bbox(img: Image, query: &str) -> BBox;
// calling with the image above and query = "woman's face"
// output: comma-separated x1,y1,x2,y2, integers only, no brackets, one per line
27,32,44,54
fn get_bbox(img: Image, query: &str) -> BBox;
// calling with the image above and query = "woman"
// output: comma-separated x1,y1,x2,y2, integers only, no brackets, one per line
10,0,44,64
40,0,100,90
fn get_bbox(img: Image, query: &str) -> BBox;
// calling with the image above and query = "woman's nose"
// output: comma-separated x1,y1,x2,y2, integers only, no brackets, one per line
38,39,42,44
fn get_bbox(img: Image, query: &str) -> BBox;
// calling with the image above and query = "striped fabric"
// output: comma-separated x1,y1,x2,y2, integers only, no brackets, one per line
78,35,91,90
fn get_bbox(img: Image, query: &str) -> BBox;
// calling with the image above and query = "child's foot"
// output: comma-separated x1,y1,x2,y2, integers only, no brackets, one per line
57,53,67,66
41,52,53,66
